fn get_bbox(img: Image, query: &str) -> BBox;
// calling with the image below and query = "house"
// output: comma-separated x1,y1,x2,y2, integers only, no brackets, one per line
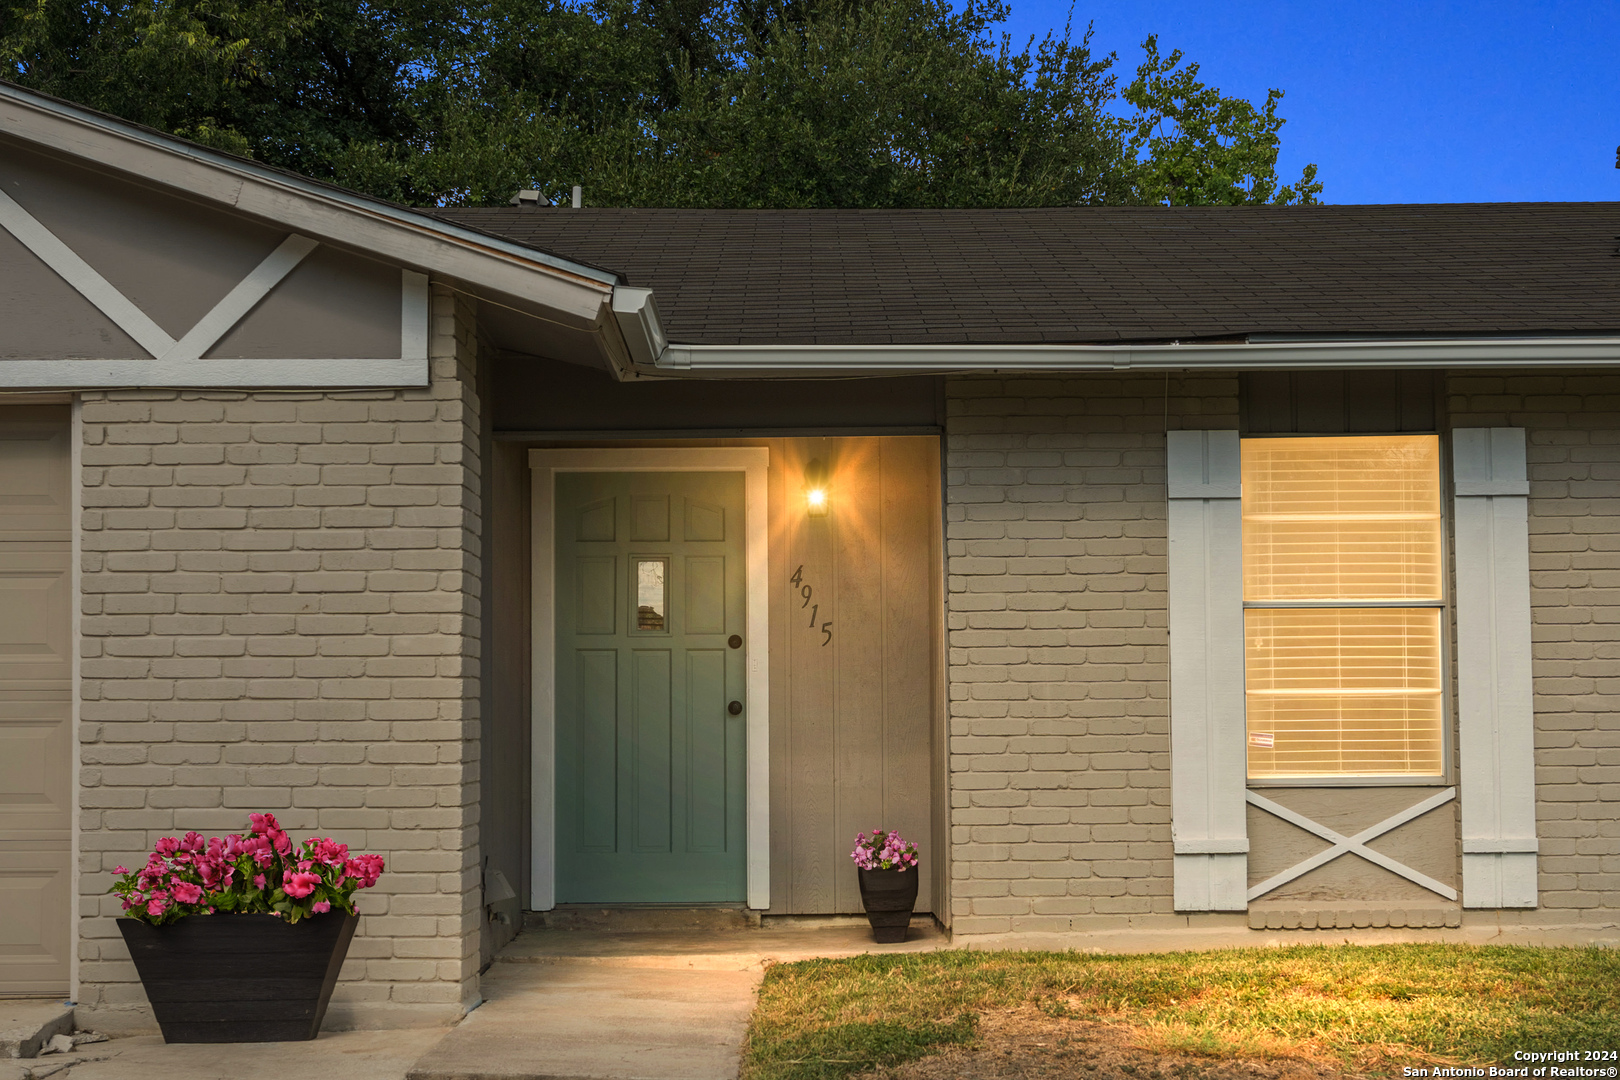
1,78,1616,1032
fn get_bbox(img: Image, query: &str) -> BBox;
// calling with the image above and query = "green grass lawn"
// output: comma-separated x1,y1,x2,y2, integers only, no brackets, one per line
743,944,1620,1080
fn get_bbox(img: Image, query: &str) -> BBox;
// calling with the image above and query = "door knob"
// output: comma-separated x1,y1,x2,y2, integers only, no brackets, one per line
728,701,743,716
728,635,743,649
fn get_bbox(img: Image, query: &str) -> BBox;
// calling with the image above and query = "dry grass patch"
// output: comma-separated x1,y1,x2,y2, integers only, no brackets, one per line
741,944,1619,1080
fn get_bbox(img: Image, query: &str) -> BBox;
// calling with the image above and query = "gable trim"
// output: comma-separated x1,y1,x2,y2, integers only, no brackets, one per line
0,81,617,331
0,184,173,358
0,262,430,389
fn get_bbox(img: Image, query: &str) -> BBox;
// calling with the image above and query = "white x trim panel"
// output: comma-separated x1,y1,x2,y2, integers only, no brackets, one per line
0,185,175,357
1246,788,1459,902
0,188,428,389
156,234,318,362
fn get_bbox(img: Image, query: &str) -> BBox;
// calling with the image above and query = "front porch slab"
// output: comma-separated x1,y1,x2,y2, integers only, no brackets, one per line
408,918,949,1080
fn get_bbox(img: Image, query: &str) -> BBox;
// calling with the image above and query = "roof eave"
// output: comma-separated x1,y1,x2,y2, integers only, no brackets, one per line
0,81,620,333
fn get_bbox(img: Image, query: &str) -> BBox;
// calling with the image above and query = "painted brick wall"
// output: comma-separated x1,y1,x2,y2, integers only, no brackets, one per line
943,374,1238,936
1448,372,1620,922
944,370,1619,938
76,284,485,1028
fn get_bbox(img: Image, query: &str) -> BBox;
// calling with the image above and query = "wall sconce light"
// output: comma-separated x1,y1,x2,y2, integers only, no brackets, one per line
805,458,829,517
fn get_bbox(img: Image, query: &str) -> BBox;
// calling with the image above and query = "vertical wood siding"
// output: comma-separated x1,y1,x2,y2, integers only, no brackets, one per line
768,436,943,915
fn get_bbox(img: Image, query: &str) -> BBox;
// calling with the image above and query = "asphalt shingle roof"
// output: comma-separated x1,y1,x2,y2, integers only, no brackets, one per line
434,204,1620,347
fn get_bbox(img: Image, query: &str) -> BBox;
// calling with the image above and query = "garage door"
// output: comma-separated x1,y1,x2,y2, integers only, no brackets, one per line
0,405,72,995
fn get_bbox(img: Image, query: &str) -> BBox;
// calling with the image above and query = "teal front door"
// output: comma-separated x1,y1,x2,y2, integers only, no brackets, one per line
554,471,748,903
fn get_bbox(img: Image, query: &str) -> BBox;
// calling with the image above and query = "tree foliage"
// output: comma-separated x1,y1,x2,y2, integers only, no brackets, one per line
0,0,1322,207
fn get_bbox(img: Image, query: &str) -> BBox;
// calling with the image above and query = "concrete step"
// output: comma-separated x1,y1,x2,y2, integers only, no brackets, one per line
523,907,760,934
0,1000,74,1060
498,916,947,971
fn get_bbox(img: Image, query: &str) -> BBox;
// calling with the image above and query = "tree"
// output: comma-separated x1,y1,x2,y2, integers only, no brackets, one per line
0,0,1322,207
1123,35,1320,205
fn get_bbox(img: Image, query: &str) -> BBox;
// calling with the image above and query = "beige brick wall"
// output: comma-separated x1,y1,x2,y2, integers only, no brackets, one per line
944,370,1619,937
76,283,485,1028
1448,372,1620,921
943,374,1238,936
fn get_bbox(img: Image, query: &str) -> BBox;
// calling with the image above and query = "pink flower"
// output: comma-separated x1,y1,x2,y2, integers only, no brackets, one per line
154,837,180,856
113,866,127,875
311,839,349,867
283,871,321,899
344,854,384,889
311,901,331,914
171,882,203,904
146,898,168,917
253,874,266,890
181,831,204,851
249,813,279,836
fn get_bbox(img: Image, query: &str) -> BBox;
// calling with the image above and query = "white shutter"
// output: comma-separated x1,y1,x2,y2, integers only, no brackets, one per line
1453,428,1538,908
1167,430,1248,911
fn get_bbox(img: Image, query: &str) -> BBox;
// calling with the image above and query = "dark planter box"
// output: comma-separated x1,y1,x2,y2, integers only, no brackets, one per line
857,866,919,944
117,912,358,1043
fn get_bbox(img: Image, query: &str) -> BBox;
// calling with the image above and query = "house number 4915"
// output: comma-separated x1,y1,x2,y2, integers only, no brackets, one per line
789,565,833,646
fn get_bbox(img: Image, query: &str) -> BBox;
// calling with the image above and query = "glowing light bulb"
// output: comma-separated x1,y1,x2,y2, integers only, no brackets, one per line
804,458,830,516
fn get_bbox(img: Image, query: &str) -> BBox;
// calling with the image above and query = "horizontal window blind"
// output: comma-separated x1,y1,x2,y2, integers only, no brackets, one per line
1241,434,1444,780
1245,607,1444,777
1243,435,1442,602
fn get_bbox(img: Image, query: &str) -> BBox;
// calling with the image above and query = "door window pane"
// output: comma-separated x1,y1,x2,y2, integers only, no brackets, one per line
636,559,666,631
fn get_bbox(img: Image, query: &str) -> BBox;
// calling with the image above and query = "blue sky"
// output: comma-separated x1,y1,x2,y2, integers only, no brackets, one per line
995,0,1618,204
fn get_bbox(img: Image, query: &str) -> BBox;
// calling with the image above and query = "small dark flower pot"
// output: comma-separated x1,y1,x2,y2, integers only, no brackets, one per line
857,866,919,944
117,912,358,1043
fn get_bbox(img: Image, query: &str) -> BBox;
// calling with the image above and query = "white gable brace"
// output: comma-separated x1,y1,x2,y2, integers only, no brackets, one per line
0,186,428,389
1453,428,1539,908
1167,430,1248,911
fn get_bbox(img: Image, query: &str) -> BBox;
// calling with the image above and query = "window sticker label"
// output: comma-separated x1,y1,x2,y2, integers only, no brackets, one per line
1249,731,1276,748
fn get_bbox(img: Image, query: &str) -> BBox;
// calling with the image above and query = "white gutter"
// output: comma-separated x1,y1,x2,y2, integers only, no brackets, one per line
657,337,1620,372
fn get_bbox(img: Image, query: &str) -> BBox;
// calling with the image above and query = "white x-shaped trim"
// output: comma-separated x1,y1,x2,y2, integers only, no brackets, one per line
1246,787,1458,902
0,185,316,361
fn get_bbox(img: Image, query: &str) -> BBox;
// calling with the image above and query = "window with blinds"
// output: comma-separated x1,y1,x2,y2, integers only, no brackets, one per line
1241,435,1444,779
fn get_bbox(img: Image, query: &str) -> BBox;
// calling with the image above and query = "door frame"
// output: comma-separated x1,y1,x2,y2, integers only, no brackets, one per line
528,447,770,910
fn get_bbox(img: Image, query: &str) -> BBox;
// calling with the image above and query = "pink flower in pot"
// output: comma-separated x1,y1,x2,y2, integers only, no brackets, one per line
282,871,322,899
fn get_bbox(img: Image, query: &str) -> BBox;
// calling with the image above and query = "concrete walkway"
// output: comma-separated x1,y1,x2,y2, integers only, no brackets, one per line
0,1030,445,1080
405,917,947,1080
0,918,944,1080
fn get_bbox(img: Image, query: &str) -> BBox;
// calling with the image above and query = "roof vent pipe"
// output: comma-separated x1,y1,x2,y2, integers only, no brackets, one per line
572,185,583,209
510,189,547,208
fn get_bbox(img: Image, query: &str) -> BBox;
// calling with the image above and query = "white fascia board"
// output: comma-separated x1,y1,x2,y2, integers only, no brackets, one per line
0,84,617,328
0,356,428,389
657,338,1620,372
